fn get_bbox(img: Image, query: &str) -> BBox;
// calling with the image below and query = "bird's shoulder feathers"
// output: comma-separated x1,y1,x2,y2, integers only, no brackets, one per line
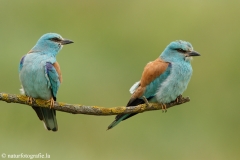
53,61,62,83
141,58,169,87
45,62,61,100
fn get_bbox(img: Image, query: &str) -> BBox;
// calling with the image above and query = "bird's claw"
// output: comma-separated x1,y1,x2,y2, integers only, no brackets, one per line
47,97,55,109
142,96,152,108
161,103,167,113
27,96,34,105
175,95,182,103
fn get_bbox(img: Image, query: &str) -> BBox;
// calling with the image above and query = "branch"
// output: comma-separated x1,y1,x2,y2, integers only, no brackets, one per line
0,92,190,115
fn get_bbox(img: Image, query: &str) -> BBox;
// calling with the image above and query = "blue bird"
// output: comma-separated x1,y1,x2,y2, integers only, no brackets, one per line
19,33,73,131
108,40,200,130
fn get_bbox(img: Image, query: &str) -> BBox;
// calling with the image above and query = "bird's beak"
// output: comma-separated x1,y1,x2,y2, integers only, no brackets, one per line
186,51,200,57
60,39,74,45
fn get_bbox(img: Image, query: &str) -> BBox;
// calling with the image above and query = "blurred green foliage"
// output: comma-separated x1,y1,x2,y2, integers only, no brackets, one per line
0,0,239,160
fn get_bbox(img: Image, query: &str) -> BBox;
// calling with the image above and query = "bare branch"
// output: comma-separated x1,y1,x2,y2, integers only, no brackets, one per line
0,92,190,115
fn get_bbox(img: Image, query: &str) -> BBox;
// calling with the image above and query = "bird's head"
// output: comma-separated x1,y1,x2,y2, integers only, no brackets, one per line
31,33,73,56
160,40,200,62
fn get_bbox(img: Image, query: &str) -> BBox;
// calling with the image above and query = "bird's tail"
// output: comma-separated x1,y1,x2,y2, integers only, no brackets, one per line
32,106,58,132
107,114,130,130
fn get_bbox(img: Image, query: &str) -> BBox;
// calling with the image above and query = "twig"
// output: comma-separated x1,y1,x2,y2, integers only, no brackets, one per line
0,92,190,115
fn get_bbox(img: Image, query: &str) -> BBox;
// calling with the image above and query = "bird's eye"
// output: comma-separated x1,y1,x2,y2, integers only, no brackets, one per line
50,37,61,42
176,48,186,53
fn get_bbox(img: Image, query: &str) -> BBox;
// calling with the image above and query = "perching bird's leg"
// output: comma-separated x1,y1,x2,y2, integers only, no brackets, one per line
27,96,34,105
47,97,55,109
142,96,151,108
175,94,182,103
161,103,167,113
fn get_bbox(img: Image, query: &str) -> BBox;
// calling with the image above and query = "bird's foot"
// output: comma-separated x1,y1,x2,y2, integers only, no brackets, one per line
161,103,167,113
27,96,34,105
47,97,55,109
142,96,152,108
175,95,183,103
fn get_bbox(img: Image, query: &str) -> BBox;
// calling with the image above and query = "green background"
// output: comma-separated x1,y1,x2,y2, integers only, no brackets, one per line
0,0,239,160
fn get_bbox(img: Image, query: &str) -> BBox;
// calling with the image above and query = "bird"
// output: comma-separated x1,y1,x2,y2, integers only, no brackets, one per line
19,33,73,131
107,40,200,130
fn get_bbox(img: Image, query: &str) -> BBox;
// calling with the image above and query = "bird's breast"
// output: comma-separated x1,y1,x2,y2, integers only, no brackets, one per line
19,54,55,100
155,62,193,103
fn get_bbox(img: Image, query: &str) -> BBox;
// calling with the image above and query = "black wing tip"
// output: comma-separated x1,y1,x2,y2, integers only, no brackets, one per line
107,96,154,130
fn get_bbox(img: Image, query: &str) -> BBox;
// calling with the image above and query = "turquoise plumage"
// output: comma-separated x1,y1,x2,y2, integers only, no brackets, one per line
108,40,200,130
19,33,73,131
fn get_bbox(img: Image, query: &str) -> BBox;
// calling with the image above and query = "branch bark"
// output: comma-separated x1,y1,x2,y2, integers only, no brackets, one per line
0,92,190,115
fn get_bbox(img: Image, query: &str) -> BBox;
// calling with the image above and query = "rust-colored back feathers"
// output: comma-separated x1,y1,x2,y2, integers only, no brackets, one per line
130,58,169,101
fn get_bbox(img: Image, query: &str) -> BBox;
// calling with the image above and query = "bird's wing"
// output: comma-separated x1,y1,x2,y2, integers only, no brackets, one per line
32,61,61,132
129,81,140,94
45,62,61,100
19,55,26,72
128,58,169,105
